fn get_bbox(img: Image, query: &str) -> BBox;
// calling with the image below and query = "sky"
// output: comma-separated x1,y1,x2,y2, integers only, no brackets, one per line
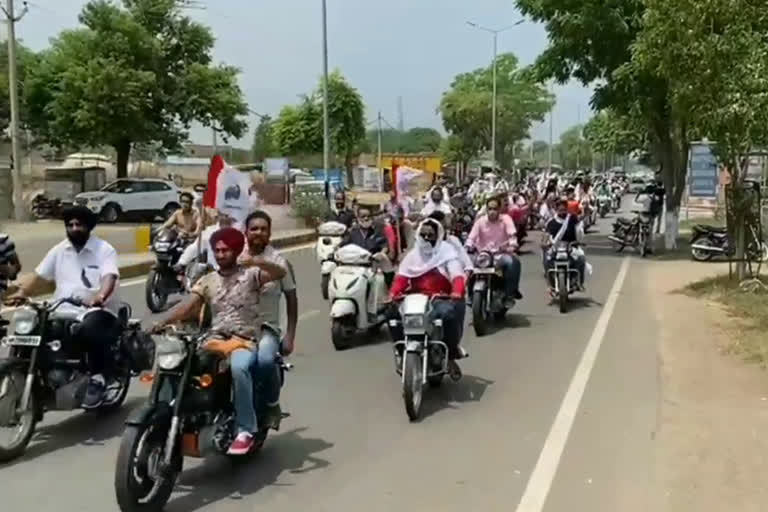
15,0,594,149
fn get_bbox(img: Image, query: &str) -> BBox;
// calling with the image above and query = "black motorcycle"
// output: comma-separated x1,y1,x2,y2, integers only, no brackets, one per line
547,242,581,313
469,250,514,336
114,325,291,512
608,212,652,257
0,297,153,462
690,224,768,263
145,228,195,313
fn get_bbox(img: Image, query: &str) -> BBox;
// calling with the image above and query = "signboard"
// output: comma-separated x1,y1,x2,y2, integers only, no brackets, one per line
746,154,765,183
688,143,719,197
264,157,289,179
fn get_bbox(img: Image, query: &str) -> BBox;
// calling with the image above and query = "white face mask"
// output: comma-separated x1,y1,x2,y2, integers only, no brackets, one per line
416,235,436,258
359,219,372,229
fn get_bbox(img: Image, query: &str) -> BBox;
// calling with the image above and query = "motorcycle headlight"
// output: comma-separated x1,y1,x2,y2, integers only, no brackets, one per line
403,314,425,331
154,241,171,251
555,250,569,261
154,335,187,370
12,306,37,335
322,237,332,245
475,252,493,268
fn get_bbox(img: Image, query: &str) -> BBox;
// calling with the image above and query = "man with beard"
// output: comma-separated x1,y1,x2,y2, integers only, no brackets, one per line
340,206,394,286
328,191,356,228
9,206,122,408
238,210,298,429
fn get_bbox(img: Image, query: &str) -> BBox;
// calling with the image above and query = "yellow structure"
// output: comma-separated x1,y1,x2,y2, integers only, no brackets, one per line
379,154,441,173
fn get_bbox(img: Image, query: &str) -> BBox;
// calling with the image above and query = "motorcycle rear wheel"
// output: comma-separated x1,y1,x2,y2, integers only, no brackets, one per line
0,365,37,463
690,237,714,262
403,352,423,421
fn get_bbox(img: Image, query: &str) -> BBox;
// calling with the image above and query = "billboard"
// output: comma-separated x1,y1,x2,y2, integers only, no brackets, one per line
688,143,719,197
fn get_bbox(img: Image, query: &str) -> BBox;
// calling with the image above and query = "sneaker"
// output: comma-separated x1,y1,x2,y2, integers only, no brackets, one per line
227,432,255,455
82,374,106,409
263,403,283,431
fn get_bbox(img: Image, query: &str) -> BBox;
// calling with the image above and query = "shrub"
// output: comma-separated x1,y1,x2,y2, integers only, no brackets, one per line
292,193,330,227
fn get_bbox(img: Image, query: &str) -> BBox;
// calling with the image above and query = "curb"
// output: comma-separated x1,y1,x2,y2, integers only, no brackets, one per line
7,231,317,298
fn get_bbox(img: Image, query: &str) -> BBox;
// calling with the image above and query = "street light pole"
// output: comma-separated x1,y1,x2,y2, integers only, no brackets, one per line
467,19,523,171
321,0,330,187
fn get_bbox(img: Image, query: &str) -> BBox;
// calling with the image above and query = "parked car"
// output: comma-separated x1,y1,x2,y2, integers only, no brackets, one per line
74,179,181,223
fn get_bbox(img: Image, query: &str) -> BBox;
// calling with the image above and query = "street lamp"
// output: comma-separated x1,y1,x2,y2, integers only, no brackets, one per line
466,19,524,170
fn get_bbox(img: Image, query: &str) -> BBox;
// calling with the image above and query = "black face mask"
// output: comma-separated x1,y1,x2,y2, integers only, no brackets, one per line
67,230,89,247
335,202,345,210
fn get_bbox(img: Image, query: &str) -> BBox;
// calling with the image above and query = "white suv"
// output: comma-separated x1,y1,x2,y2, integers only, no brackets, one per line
74,179,182,223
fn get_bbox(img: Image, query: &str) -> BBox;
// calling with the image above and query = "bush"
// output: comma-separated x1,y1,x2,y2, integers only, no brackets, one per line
291,193,330,227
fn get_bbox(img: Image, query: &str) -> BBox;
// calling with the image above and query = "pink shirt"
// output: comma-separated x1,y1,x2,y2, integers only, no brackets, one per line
466,214,518,253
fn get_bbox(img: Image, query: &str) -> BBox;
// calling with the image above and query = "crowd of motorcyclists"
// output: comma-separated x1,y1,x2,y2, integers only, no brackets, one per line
0,167,652,510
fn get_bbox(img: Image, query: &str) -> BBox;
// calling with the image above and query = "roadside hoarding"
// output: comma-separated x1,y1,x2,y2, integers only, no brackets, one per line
264,157,289,180
688,143,719,197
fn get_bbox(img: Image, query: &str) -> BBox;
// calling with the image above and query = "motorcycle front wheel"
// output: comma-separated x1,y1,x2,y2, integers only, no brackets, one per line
321,274,330,300
114,414,178,512
403,352,423,421
472,290,490,337
0,364,37,463
557,272,568,314
145,270,169,313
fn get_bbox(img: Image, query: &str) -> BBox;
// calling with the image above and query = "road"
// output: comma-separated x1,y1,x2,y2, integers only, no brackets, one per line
0,214,661,512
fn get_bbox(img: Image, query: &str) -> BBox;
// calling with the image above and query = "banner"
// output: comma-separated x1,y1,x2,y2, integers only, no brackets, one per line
204,155,252,226
688,143,719,197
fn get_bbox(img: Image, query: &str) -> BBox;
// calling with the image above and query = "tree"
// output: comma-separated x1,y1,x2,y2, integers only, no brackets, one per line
439,53,553,169
0,43,40,135
251,115,276,162
558,125,592,170
364,126,442,154
634,0,768,277
582,109,648,169
439,134,477,169
515,0,689,249
272,70,365,180
26,0,248,178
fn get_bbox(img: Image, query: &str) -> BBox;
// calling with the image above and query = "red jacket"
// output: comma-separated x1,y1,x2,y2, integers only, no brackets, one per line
390,268,465,298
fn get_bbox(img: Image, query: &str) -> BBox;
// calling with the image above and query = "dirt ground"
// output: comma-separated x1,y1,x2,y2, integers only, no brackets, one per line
647,260,768,511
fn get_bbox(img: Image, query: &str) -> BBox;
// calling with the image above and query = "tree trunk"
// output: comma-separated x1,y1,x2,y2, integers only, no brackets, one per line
649,114,688,250
115,139,131,179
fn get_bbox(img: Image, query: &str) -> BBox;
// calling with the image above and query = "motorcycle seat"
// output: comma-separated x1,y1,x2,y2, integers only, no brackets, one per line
616,217,633,225
695,224,726,234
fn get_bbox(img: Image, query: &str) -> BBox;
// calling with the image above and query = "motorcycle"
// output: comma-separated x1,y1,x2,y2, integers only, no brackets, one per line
0,297,153,462
315,221,347,300
390,294,455,421
611,188,622,212
328,244,390,350
690,224,768,263
609,212,652,257
597,194,611,218
145,228,199,313
469,250,514,336
113,325,292,512
547,242,581,314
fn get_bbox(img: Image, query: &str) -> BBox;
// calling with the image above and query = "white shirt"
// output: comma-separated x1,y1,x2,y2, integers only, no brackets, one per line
634,193,653,213
247,245,296,330
178,222,244,270
36,235,121,316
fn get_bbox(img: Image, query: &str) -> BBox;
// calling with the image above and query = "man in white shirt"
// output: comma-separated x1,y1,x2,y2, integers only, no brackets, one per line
178,212,241,271
10,206,121,408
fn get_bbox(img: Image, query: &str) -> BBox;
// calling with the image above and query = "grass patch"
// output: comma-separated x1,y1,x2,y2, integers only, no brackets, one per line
681,274,768,366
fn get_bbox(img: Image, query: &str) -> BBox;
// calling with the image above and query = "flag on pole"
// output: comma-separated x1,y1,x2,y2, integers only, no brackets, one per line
393,165,423,199
203,155,251,227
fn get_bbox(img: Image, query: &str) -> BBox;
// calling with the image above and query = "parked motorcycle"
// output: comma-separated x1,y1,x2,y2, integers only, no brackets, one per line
328,244,390,350
390,294,455,421
315,221,347,300
469,250,514,336
547,242,581,313
145,228,200,313
690,224,768,263
113,325,292,512
31,194,63,220
0,297,153,462
608,213,652,257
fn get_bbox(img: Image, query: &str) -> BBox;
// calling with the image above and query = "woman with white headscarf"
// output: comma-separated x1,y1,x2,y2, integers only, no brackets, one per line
388,218,468,379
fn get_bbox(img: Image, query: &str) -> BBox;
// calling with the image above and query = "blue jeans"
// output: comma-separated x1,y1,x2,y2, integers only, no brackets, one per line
496,253,522,297
230,329,282,434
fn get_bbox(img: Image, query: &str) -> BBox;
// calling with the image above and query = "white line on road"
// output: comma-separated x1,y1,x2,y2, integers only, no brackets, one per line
514,256,631,512
298,309,320,321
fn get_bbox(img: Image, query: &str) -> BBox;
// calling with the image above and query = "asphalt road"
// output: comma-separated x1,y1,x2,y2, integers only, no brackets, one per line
0,211,661,512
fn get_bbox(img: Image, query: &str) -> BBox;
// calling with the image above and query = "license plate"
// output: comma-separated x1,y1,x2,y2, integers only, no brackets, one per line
473,268,497,274
3,335,42,347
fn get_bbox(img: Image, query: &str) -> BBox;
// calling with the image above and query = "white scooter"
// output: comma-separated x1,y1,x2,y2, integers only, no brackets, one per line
328,244,390,350
315,221,347,300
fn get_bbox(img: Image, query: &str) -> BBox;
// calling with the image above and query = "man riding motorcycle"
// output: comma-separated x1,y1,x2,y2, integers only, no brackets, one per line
465,196,524,306
9,206,121,408
153,227,287,455
160,191,200,239
543,199,587,290
387,218,468,379
340,206,394,286
420,186,453,218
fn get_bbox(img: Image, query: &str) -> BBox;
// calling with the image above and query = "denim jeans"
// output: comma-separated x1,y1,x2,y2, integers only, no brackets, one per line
231,348,258,434
253,328,282,408
496,253,522,297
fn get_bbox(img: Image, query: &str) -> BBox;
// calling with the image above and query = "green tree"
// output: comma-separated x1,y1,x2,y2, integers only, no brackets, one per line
515,0,688,248
251,115,276,162
364,126,442,154
583,109,648,170
438,53,553,169
439,134,477,170
26,0,248,178
0,43,40,135
558,125,592,170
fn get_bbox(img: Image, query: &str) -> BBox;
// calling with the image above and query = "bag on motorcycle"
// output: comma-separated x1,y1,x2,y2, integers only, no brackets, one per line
121,328,156,372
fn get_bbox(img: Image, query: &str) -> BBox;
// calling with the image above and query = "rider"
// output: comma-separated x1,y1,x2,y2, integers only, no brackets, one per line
387,218,468,379
420,186,453,217
239,210,298,430
565,186,583,217
329,191,356,228
160,191,200,238
428,211,473,273
340,206,394,286
177,211,239,271
466,196,524,305
543,198,587,290
154,227,287,455
10,206,121,408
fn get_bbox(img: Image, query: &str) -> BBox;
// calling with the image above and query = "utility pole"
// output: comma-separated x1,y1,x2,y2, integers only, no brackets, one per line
321,0,330,187
377,111,382,172
3,0,28,220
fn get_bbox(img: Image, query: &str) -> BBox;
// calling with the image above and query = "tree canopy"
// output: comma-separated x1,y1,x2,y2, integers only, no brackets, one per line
363,126,442,154
25,0,248,177
251,115,276,162
438,53,553,169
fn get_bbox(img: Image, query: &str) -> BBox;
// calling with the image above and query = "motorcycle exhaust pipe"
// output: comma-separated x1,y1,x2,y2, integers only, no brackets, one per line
691,244,725,253
607,235,624,244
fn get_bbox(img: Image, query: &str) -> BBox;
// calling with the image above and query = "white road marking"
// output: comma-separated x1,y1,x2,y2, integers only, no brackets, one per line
298,309,320,321
514,256,631,512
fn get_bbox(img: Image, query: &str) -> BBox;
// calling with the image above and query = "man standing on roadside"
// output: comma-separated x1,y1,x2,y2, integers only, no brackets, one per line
651,178,666,234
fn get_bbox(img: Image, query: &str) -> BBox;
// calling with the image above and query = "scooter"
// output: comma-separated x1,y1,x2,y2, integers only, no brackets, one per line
328,244,390,350
315,221,347,300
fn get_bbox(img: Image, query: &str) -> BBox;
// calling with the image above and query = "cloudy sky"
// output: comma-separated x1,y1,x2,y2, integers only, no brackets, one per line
16,0,594,148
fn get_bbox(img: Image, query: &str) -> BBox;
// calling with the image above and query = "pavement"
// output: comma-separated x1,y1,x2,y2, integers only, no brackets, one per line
0,208,679,512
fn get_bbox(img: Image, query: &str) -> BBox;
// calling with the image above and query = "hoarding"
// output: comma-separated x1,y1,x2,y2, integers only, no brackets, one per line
688,143,719,197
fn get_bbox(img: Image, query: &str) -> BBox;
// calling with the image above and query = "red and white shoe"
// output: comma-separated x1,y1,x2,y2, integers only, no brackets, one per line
227,432,255,455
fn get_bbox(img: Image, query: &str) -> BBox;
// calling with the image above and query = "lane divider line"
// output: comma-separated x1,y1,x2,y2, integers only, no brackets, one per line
514,256,631,512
